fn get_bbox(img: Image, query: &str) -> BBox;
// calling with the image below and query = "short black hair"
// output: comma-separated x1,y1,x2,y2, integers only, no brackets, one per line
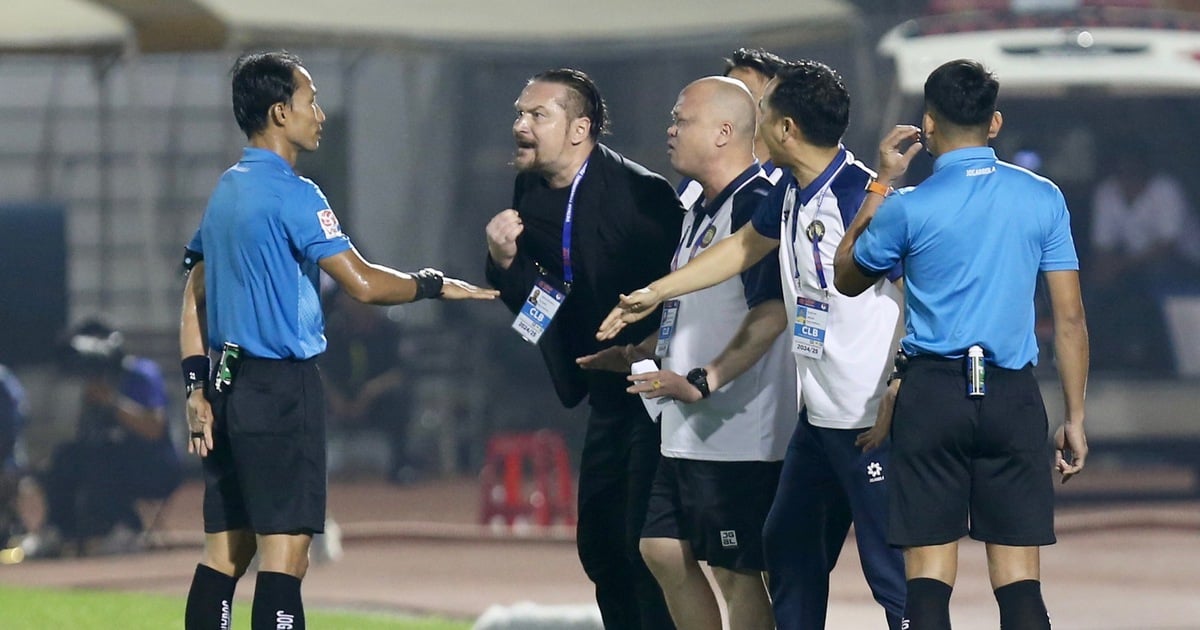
723,47,787,79
924,59,998,129
529,68,608,140
230,51,304,139
767,60,850,148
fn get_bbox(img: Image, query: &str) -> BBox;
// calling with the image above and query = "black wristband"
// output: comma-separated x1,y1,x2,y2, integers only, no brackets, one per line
686,367,711,399
182,355,210,393
181,247,203,274
411,268,445,301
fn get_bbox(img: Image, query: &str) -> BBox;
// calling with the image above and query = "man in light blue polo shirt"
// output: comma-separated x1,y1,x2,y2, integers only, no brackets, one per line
186,146,351,361
179,51,495,630
835,59,1089,630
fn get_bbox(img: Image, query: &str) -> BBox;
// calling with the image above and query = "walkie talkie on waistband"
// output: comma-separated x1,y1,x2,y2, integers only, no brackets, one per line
966,345,986,398
214,342,242,393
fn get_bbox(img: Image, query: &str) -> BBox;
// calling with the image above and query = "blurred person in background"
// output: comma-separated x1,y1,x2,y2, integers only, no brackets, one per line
0,361,28,549
321,290,414,483
1087,141,1199,372
484,68,680,629
22,319,181,558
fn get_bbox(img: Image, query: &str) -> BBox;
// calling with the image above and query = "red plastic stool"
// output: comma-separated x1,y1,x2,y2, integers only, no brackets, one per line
479,430,576,529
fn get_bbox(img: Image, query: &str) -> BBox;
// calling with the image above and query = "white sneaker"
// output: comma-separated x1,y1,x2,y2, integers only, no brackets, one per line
92,524,143,556
20,527,63,559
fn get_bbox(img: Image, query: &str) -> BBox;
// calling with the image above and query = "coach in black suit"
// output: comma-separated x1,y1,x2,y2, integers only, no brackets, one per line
485,68,681,630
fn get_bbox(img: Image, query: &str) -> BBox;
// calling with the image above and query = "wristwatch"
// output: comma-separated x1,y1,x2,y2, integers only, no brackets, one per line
686,367,711,399
866,179,892,198
186,380,207,397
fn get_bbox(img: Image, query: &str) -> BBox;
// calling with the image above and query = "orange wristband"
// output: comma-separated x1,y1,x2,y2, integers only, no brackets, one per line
866,179,891,197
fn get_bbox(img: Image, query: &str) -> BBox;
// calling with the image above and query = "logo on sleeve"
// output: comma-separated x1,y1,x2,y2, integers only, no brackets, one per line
720,529,739,548
317,209,342,239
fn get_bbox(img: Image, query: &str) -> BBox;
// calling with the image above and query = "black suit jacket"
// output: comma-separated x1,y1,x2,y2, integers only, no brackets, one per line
486,144,684,409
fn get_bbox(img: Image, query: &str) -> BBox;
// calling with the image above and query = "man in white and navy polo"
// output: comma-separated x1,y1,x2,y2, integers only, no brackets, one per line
582,76,794,630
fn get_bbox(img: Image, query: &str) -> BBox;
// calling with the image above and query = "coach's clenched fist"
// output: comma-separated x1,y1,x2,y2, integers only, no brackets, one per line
485,209,524,270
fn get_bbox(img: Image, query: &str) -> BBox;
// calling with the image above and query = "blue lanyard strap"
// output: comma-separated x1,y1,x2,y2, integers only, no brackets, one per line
561,160,589,285
789,184,830,291
810,232,827,290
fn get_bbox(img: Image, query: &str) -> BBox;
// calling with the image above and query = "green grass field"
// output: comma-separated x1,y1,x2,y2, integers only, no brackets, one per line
0,586,472,629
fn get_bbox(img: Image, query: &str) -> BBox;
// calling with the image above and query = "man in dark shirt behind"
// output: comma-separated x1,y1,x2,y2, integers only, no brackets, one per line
484,68,681,629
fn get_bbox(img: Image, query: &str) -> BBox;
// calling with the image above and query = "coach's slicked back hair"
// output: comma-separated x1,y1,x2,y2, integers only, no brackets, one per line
924,59,999,128
723,47,787,79
768,60,850,148
230,51,303,139
529,68,609,140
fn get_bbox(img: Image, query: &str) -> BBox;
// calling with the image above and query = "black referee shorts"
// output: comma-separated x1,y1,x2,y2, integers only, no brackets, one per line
888,356,1055,548
202,357,326,536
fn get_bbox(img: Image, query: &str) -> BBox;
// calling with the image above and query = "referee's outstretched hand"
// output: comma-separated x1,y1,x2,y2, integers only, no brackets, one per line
1054,422,1088,483
186,389,215,457
596,287,662,341
439,277,499,300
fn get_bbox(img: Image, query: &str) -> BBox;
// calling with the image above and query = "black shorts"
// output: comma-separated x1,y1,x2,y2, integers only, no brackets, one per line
202,357,326,535
641,457,782,571
888,357,1055,547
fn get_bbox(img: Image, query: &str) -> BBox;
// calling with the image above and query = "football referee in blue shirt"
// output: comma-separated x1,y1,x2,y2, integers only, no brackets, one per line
180,51,495,630
835,59,1089,630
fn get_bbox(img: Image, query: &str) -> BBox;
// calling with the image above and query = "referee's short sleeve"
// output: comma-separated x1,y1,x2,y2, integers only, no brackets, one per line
1039,187,1079,272
854,194,907,275
186,228,203,255
282,179,352,264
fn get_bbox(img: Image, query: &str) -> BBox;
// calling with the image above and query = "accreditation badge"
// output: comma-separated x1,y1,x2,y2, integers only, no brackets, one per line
654,300,681,358
792,296,829,359
512,276,568,345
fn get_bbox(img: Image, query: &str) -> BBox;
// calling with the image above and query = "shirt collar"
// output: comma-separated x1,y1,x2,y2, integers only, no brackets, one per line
933,146,996,173
240,147,295,173
691,162,764,218
797,147,847,205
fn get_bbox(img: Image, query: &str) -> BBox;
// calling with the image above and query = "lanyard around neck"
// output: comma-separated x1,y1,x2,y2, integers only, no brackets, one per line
789,185,829,291
561,160,589,285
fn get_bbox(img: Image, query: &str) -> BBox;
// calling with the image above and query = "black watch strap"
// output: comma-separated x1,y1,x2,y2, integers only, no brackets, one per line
686,367,711,399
